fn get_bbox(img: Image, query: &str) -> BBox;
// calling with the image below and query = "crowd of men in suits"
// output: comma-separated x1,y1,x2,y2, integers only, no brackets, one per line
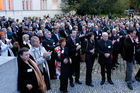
0,15,140,92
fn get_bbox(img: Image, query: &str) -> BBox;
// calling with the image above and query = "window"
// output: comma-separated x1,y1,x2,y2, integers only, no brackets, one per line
22,0,32,10
40,0,47,10
9,0,13,10
0,0,3,10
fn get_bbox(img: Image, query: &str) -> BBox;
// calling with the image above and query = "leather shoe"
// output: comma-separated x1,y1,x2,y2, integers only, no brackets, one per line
108,80,114,85
100,80,105,85
86,83,94,87
127,84,133,90
70,82,74,87
75,80,82,84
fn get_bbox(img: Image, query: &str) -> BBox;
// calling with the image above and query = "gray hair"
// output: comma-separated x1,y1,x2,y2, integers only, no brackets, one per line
30,36,39,45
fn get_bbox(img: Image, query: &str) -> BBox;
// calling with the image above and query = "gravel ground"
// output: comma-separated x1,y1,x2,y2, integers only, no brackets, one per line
47,78,140,93
47,57,140,93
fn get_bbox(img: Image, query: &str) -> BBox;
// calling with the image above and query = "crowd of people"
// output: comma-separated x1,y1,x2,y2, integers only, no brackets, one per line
0,15,140,93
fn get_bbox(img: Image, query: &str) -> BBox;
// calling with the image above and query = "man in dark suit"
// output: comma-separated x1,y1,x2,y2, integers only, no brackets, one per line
97,32,114,85
123,29,138,90
66,30,82,87
52,27,60,45
42,31,57,79
93,25,102,41
109,28,120,69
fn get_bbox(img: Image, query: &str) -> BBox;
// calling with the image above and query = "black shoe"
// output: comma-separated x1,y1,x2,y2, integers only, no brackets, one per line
135,76,140,82
112,67,116,70
100,80,105,85
75,80,82,84
127,84,133,90
108,80,114,85
70,82,74,87
86,83,94,87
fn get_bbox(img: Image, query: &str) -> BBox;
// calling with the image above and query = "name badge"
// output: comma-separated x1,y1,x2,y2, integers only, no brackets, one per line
61,50,64,54
108,46,111,48
76,43,79,46
27,69,32,72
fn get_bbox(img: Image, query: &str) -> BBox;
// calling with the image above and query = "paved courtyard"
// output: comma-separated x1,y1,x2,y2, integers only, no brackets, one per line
48,55,140,93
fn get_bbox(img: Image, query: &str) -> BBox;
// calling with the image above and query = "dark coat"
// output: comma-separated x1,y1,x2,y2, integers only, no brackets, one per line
42,38,56,51
97,39,113,64
17,56,41,93
66,36,81,58
123,36,136,62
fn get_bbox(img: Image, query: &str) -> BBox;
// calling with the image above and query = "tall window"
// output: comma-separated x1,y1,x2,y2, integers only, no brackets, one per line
22,0,32,10
0,0,3,10
40,0,47,10
9,0,13,10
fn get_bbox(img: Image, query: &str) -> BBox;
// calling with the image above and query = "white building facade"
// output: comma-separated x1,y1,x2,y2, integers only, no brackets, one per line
0,0,63,20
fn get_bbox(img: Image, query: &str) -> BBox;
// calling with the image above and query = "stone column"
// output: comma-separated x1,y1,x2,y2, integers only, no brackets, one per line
47,0,52,10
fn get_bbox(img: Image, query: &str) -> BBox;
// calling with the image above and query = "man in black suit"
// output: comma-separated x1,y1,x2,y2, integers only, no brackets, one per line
123,29,138,90
97,32,114,85
66,30,82,87
109,28,120,69
93,25,102,41
42,31,57,79
52,27,60,45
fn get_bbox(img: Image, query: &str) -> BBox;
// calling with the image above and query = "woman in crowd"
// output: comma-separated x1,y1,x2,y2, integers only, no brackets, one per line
55,38,72,93
0,32,14,56
17,47,46,93
20,34,31,49
84,32,96,87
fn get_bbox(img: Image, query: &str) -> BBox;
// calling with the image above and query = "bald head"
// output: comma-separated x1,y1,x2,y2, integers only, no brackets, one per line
102,32,108,41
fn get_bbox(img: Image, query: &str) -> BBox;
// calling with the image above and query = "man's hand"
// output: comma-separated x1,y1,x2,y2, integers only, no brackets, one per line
63,58,68,64
90,49,95,54
76,45,81,51
104,53,110,58
69,58,72,64
26,84,33,90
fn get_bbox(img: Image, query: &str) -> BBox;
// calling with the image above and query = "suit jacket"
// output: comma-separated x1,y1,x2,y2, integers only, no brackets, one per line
93,30,102,40
123,35,136,62
97,39,113,64
52,33,60,44
66,36,81,58
42,38,56,51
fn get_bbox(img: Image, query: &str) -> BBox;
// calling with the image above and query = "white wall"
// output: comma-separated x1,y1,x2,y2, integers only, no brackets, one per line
0,10,63,21
32,0,40,10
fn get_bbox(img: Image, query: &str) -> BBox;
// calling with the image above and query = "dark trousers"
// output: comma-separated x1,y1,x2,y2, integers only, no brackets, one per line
136,68,140,78
112,53,118,67
60,63,70,91
85,55,95,84
47,54,56,79
100,62,112,81
69,55,80,83
43,68,51,90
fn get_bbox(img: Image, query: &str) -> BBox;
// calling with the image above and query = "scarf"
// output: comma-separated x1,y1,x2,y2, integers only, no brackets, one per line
28,58,46,93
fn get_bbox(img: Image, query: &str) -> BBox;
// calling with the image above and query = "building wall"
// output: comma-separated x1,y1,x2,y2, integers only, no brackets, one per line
0,0,63,20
